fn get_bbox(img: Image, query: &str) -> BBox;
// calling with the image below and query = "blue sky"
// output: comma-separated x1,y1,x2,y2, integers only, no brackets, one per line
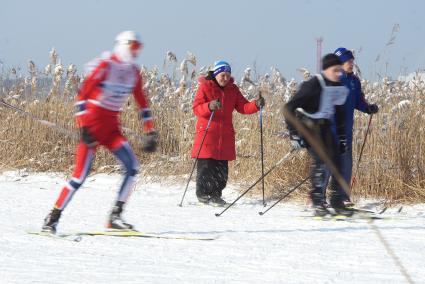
0,0,424,80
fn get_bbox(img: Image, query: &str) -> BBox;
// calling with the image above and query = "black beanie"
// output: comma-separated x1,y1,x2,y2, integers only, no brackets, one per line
322,53,342,70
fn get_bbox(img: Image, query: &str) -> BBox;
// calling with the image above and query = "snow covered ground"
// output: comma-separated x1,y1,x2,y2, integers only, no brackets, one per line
0,171,424,284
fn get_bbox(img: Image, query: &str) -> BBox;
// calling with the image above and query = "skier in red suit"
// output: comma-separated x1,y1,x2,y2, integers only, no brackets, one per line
42,31,158,233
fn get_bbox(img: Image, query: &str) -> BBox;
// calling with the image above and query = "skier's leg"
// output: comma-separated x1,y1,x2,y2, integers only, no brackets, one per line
326,130,353,215
323,168,331,203
107,139,139,229
307,121,328,204
43,142,96,233
330,141,353,201
306,122,334,216
308,148,328,205
342,142,353,192
196,158,213,202
55,143,96,210
307,148,331,216
112,140,140,203
210,160,228,198
206,160,228,205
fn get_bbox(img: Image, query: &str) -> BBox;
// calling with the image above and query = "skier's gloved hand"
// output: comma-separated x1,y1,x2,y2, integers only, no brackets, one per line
80,127,98,147
141,131,158,153
338,135,348,154
366,104,379,114
256,95,265,108
208,99,221,111
290,133,306,150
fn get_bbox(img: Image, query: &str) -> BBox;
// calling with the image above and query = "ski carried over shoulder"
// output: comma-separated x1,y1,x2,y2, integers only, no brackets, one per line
76,229,217,241
27,231,82,242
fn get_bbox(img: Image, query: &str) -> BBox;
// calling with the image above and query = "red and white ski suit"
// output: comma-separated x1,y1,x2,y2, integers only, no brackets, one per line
54,54,153,210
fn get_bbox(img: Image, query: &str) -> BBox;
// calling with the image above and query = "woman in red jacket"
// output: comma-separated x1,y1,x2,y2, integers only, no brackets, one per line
192,61,265,205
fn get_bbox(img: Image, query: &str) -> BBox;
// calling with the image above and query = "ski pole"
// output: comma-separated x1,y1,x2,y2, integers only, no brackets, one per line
258,175,311,216
1,99,145,141
350,114,373,195
0,99,78,139
178,111,215,207
215,148,297,217
259,101,266,206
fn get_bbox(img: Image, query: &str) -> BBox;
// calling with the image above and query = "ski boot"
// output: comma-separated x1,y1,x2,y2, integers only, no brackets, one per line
107,203,133,230
342,199,355,208
310,191,330,216
42,208,62,234
312,202,331,217
331,200,355,217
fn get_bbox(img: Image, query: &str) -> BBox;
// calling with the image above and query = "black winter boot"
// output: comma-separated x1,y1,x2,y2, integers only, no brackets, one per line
196,193,211,204
209,196,227,207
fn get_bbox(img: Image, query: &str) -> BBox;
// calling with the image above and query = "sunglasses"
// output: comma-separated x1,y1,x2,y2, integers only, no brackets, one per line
128,40,143,51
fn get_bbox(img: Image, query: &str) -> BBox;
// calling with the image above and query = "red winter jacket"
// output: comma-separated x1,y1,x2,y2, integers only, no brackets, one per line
192,76,259,161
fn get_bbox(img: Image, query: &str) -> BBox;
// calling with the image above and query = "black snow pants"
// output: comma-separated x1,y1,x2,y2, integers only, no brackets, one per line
196,158,229,198
306,119,348,205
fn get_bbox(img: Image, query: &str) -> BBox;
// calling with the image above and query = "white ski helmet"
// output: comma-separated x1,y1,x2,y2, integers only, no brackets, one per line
113,31,143,63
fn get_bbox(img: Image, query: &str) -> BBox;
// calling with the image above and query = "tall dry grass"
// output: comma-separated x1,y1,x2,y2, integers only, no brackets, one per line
0,49,424,204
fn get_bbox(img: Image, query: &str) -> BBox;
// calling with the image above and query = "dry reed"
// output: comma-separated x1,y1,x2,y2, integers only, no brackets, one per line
0,49,424,204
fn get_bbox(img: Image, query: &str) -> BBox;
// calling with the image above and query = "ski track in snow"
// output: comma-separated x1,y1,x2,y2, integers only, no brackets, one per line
0,171,424,284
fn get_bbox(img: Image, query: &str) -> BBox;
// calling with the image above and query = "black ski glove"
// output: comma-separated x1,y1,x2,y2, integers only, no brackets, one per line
142,131,158,153
256,96,265,108
80,127,98,147
208,99,221,111
290,133,307,150
338,135,348,155
366,104,379,114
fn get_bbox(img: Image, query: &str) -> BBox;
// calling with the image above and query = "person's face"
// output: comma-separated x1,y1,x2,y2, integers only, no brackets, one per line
215,72,231,87
323,65,342,82
342,59,354,73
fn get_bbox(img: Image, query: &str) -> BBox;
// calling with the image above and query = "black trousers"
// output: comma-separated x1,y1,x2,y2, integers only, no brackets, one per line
306,120,348,205
196,158,229,198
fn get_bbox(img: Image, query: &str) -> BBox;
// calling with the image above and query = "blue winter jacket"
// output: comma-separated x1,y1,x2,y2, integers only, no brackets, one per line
333,72,369,145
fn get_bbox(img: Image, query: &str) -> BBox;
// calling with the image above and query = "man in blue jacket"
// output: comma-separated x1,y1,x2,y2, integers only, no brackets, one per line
324,47,379,206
